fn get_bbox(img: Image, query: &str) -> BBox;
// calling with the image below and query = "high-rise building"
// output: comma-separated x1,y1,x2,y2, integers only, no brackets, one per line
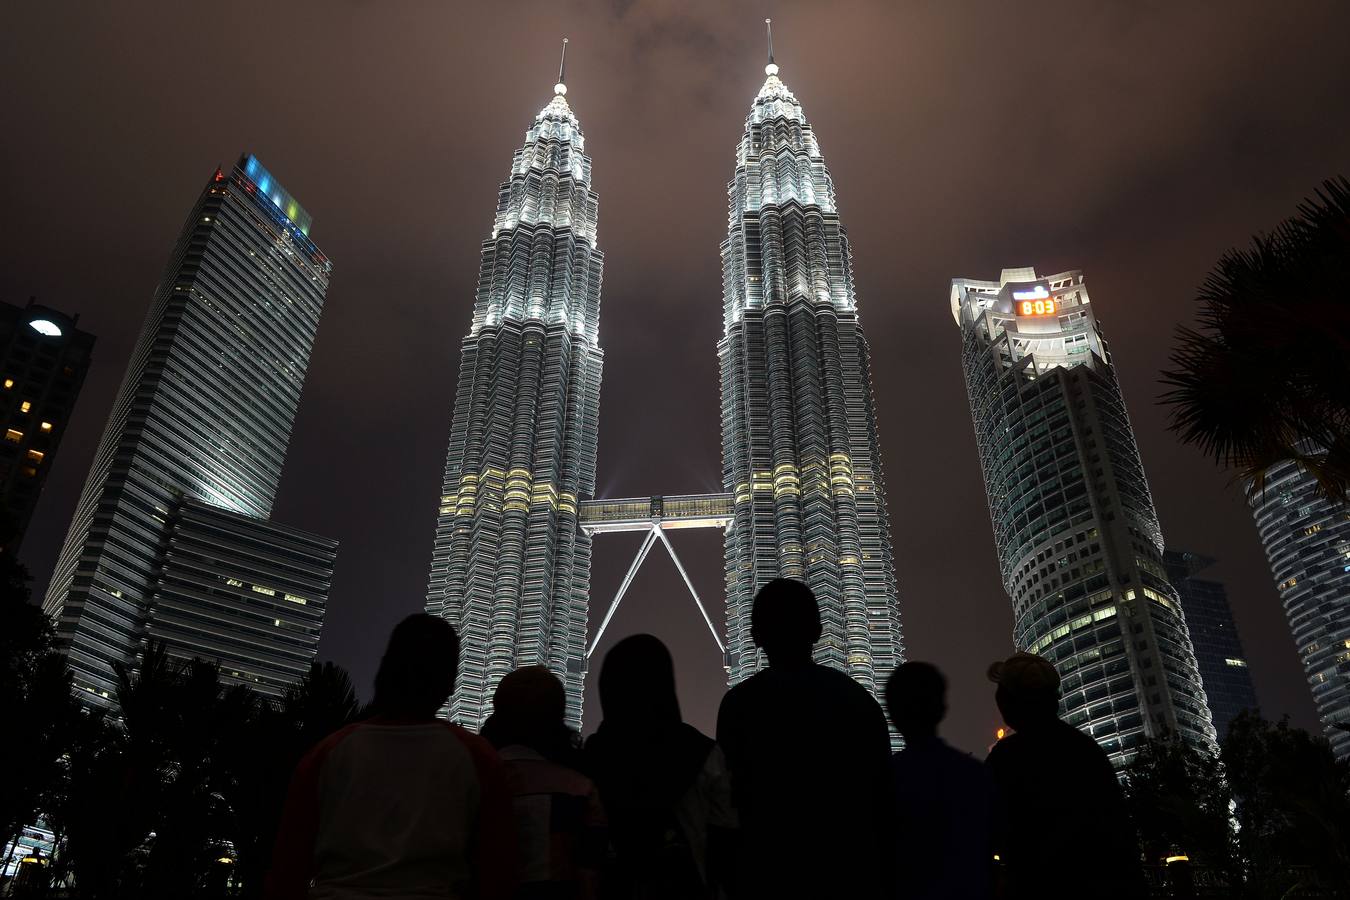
719,36,903,696
0,300,94,553
1163,550,1258,740
426,53,603,729
952,267,1215,764
150,498,337,698
1247,461,1350,760
44,154,336,705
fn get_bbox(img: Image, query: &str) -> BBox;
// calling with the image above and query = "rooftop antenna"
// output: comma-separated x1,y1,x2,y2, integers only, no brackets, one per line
555,37,569,95
765,19,778,76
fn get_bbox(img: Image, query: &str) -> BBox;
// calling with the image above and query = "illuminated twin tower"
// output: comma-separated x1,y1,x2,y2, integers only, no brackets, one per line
426,33,904,728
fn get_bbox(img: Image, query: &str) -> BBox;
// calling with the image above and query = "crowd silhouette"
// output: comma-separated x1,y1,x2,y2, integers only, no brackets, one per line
260,578,1145,900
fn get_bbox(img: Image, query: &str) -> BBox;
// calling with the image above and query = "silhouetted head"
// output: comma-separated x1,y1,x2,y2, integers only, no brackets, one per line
372,613,459,719
599,633,681,726
988,652,1061,733
750,578,821,666
481,666,575,761
885,662,947,741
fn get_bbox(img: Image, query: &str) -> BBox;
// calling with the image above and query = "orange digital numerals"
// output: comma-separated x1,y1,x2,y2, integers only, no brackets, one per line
1019,299,1056,316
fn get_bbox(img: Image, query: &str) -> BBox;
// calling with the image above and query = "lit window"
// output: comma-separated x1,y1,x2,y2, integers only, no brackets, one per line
21,466,36,477
1225,658,1248,668
2,379,11,389
4,429,21,443
39,422,52,432
26,449,43,463
19,401,30,413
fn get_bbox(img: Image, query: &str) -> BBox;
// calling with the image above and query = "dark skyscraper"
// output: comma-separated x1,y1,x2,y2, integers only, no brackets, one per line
0,299,94,553
952,267,1216,764
1164,550,1258,740
44,154,336,705
719,35,904,696
426,55,603,729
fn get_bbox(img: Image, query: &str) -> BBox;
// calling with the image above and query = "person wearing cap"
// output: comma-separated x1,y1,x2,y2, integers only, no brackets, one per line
264,613,517,900
885,662,994,899
985,651,1145,899
481,666,607,900
715,578,892,900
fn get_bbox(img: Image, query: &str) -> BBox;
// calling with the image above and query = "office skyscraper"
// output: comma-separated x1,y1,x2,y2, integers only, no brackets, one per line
719,37,903,693
1247,461,1350,759
44,155,336,704
0,300,94,553
952,268,1215,763
426,54,603,729
1163,550,1258,740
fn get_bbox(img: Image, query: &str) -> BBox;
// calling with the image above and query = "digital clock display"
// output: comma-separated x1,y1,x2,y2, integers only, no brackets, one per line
1018,299,1056,316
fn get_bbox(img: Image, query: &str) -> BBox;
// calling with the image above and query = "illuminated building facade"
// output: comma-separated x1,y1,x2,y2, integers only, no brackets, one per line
719,43,904,695
952,268,1216,764
1163,550,1258,740
44,155,335,705
1247,461,1350,760
426,57,602,729
0,299,94,553
150,498,337,697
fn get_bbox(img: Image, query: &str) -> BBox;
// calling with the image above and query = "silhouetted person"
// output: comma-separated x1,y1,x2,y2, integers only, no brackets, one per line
715,578,892,899
984,652,1145,900
583,634,733,899
482,666,606,900
265,613,515,900
885,662,994,899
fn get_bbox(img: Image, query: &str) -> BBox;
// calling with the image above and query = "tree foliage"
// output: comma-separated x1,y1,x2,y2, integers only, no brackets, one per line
1160,176,1350,499
3,621,362,898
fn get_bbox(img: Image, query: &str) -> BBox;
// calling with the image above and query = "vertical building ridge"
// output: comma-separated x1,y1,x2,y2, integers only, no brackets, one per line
427,73,603,729
720,58,904,701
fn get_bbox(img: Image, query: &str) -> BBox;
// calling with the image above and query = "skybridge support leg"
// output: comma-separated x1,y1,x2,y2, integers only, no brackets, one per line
656,528,725,653
586,526,658,658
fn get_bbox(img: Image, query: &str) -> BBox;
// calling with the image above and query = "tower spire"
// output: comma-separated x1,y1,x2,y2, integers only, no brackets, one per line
555,37,569,95
764,19,778,76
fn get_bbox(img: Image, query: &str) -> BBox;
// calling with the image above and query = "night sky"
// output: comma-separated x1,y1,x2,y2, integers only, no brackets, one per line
4,1,1348,754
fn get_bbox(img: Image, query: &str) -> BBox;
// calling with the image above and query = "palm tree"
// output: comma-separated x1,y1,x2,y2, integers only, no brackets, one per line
1160,177,1350,499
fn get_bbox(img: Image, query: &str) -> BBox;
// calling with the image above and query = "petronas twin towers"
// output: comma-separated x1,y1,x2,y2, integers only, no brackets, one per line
427,35,903,728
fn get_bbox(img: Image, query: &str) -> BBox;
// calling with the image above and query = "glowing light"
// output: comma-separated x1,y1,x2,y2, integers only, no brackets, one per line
28,318,63,337
20,401,30,412
40,421,52,431
996,727,1006,740
765,63,779,76
2,379,11,389
1165,854,1189,865
1012,286,1050,301
554,82,567,95
1018,299,1056,316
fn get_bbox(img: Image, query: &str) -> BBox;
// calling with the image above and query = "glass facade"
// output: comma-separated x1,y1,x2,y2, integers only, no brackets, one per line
0,300,95,553
1247,460,1350,760
1163,550,1258,740
149,498,336,698
43,156,335,706
952,268,1216,765
719,62,904,698
426,78,603,730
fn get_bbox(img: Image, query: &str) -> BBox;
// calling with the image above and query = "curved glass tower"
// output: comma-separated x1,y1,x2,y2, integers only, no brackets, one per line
719,49,903,694
1247,460,1350,760
427,62,603,729
952,268,1216,763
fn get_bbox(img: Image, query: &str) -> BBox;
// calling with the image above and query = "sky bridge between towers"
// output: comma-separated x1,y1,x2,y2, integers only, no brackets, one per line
578,493,733,660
